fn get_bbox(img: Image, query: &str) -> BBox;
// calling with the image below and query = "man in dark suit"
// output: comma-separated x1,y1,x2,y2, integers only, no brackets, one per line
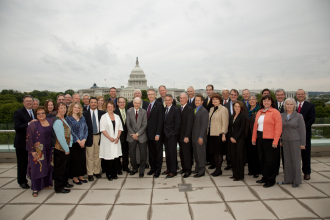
127,89,149,110
192,94,209,178
157,85,177,107
65,94,72,107
13,95,35,189
83,97,106,181
242,89,250,108
262,88,271,97
275,89,286,174
187,86,196,109
222,89,230,105
146,88,164,178
179,92,194,178
163,94,181,178
114,97,131,174
82,94,90,111
107,87,118,108
296,89,315,180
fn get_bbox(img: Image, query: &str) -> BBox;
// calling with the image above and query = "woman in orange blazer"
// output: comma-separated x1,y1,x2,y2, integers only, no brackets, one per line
252,95,282,188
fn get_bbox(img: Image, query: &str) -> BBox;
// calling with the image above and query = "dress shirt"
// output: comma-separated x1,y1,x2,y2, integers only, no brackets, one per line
148,100,156,109
84,105,90,110
230,100,237,115
26,108,34,120
277,101,284,109
223,99,229,105
181,103,187,111
134,108,139,115
119,108,126,124
165,104,172,112
188,97,195,104
195,105,202,114
297,101,305,109
90,108,99,132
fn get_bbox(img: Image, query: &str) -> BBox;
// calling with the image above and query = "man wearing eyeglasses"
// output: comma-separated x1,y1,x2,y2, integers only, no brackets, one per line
13,95,36,189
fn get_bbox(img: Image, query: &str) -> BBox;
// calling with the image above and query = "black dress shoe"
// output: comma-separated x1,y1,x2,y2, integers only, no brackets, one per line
178,170,184,174
166,173,175,178
123,168,131,173
193,174,204,178
248,172,253,176
55,189,71,194
147,171,155,175
211,173,221,177
256,179,265,184
229,176,235,179
88,175,94,181
20,183,30,189
253,175,259,178
65,183,74,188
292,184,299,188
162,170,170,175
107,176,113,181
177,165,180,170
263,183,273,188
145,163,149,168
192,170,198,174
183,173,190,178
130,171,137,176
79,179,88,183
154,173,160,178
304,174,310,180
224,166,232,170
94,174,102,179
73,180,82,185
139,173,144,178
113,176,118,180
117,171,123,175
233,178,241,181
208,165,216,169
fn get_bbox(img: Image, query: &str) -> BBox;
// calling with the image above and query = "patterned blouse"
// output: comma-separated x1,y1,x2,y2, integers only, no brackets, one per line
65,116,88,143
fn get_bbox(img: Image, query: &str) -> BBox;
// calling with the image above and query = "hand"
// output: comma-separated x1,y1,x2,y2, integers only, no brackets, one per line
252,141,256,145
272,144,277,148
109,137,115,142
30,119,37,123
131,134,138,140
155,136,159,141
31,152,37,159
280,143,283,146
230,137,236,143
80,139,86,148
114,138,119,144
184,137,189,143
300,145,305,149
65,151,70,155
222,134,226,142
198,138,203,145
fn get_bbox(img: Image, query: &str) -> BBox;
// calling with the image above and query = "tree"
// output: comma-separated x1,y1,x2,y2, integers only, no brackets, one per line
0,102,23,123
141,90,148,100
64,89,75,95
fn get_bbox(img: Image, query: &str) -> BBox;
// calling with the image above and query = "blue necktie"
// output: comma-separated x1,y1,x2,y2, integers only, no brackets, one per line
165,107,169,119
29,110,34,119
92,111,98,134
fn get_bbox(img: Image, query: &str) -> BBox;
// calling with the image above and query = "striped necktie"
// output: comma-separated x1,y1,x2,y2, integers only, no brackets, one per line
120,109,126,124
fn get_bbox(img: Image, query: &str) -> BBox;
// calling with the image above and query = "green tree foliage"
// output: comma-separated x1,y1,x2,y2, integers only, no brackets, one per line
0,102,24,123
64,89,75,95
141,90,148,100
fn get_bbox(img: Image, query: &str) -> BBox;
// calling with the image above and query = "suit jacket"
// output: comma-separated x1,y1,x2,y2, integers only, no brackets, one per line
203,97,213,112
228,113,246,141
83,105,90,112
14,108,35,149
127,100,150,111
281,111,306,145
179,105,194,142
297,101,315,139
224,100,249,137
163,105,181,138
114,107,127,144
187,97,196,109
147,101,164,140
275,101,285,113
126,108,147,143
83,109,106,147
192,106,209,142
156,97,177,107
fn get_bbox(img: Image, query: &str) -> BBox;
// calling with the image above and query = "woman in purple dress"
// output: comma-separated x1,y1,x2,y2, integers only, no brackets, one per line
26,106,54,197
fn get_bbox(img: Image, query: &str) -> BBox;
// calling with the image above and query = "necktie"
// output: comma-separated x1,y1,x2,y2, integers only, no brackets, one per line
189,99,191,105
298,103,302,113
121,109,126,124
279,103,282,112
135,110,138,122
92,111,98,134
181,106,183,113
207,98,210,105
194,108,197,115
163,101,166,107
224,100,227,104
29,110,34,119
165,107,169,119
147,104,152,118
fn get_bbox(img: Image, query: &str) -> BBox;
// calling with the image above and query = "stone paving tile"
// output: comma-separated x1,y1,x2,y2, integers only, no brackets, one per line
319,171,330,178
310,183,330,196
190,203,234,220
313,157,330,163
212,175,245,187
228,201,277,220
219,186,258,202
1,178,31,189
0,169,17,178
279,183,328,198
152,188,187,204
154,175,182,188
0,178,15,187
306,172,330,182
250,185,293,200
264,199,317,219
243,175,263,186
299,198,330,218
79,189,119,204
109,205,149,220
0,189,25,203
68,178,95,190
0,163,16,169
183,176,215,188
45,189,86,204
122,177,153,189
10,188,54,203
126,172,153,178
116,189,151,204
68,205,112,220
0,204,38,219
186,187,223,203
312,163,330,172
311,158,321,163
91,178,124,189
0,169,9,174
26,204,75,220
151,204,191,220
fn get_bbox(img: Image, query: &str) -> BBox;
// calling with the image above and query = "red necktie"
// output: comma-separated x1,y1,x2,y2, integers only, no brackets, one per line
135,110,138,122
298,103,302,113
147,104,151,119
224,100,227,104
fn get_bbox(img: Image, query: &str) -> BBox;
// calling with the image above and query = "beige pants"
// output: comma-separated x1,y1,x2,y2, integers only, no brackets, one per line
86,135,101,175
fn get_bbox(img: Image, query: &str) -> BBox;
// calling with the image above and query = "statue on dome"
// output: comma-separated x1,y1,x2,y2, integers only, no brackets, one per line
136,57,139,65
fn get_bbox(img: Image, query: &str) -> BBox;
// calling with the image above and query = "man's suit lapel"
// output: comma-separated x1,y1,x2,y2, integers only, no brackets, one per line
165,106,174,121
23,108,33,121
137,110,143,126
148,102,157,118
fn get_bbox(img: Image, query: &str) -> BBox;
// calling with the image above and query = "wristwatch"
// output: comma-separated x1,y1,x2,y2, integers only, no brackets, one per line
136,133,139,137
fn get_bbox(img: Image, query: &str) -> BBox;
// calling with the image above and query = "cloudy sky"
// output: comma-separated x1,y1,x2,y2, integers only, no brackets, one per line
0,0,329,93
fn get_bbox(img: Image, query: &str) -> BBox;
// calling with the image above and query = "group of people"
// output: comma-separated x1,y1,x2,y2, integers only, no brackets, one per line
13,84,315,197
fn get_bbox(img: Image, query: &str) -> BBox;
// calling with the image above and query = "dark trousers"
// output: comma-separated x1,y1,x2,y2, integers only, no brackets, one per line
246,133,261,175
129,140,148,174
117,141,129,171
54,149,70,191
231,138,245,180
15,148,28,185
206,135,215,166
164,135,178,175
148,139,163,175
257,131,279,185
104,158,119,178
302,137,311,174
179,141,192,173
225,134,232,167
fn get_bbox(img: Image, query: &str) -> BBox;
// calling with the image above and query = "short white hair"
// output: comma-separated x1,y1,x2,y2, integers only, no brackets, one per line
133,89,142,94
83,93,90,99
187,86,194,91
133,97,142,104
222,88,229,93
283,98,297,111
180,92,188,98
33,98,39,104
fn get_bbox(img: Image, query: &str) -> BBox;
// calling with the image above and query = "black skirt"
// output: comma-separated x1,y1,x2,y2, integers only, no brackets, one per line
208,133,226,155
70,142,87,177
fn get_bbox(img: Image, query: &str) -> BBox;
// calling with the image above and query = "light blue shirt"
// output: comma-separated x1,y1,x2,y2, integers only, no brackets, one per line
53,119,73,153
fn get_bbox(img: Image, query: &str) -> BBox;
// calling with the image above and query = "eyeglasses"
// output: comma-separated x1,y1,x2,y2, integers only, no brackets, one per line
230,94,238,96
37,112,45,115
118,102,126,104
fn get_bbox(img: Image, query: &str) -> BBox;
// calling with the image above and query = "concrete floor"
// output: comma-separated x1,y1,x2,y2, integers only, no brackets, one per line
0,157,330,220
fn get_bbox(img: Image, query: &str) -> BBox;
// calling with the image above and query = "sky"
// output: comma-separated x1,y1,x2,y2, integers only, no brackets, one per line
0,0,329,93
